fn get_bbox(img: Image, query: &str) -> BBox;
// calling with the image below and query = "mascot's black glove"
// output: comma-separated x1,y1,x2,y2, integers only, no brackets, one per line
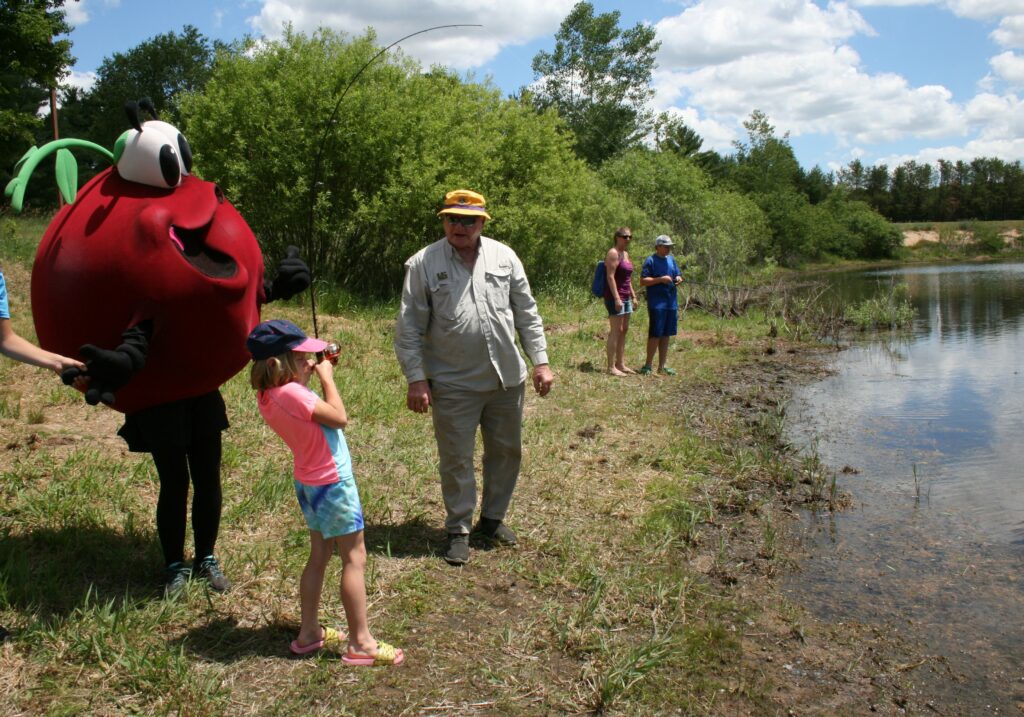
61,321,152,406
264,245,311,302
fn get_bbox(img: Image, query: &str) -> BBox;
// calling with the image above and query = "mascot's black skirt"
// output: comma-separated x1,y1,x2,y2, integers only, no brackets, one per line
118,390,229,453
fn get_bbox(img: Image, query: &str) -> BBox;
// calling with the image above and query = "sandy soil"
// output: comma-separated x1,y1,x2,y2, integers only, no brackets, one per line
903,228,1021,246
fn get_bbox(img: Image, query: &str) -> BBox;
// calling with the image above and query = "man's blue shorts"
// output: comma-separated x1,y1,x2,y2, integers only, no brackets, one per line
294,478,365,538
647,307,678,338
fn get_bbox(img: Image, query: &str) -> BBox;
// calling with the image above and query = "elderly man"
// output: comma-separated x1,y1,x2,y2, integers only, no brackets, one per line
395,189,554,566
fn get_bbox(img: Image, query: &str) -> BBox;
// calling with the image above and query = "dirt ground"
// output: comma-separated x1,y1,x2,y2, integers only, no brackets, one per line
902,227,1022,246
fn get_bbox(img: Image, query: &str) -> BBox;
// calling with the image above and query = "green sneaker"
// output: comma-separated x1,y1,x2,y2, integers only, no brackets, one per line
659,367,677,376
639,365,653,375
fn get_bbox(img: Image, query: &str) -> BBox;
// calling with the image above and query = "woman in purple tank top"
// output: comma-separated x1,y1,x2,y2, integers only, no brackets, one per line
603,227,638,376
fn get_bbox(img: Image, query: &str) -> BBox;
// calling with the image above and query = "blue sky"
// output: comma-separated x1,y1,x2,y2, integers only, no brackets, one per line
61,0,1024,173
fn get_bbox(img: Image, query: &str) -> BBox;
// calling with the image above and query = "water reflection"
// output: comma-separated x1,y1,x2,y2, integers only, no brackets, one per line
784,261,1024,712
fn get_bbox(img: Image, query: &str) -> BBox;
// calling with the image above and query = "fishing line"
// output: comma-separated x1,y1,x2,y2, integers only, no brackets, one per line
305,23,483,337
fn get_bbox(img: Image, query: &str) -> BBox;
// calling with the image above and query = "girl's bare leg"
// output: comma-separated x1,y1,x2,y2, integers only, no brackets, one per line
297,530,332,646
334,531,377,655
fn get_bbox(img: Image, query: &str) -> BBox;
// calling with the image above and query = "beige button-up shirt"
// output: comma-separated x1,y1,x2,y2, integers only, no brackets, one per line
394,236,549,391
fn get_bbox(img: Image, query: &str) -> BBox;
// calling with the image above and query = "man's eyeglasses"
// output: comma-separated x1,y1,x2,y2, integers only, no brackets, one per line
616,234,632,239
446,215,480,227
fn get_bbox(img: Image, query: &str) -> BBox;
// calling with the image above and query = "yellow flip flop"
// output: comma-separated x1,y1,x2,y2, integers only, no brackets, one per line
341,640,405,666
290,625,346,655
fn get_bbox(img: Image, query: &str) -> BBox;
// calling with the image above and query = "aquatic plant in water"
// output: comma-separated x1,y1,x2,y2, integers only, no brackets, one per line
845,284,916,330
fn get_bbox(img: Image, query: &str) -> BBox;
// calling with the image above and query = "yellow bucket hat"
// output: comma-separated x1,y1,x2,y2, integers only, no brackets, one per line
437,189,491,220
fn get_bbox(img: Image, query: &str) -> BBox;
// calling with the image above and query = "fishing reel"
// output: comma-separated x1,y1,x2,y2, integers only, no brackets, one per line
316,342,341,365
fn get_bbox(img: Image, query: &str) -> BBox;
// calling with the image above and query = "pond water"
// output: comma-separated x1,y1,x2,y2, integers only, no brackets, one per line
783,261,1024,713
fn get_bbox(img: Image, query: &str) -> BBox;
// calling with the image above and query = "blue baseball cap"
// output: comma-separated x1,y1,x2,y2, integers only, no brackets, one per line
247,319,327,360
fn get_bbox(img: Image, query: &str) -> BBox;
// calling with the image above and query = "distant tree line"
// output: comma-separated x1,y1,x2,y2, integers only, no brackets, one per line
7,1,1019,296
835,157,1024,223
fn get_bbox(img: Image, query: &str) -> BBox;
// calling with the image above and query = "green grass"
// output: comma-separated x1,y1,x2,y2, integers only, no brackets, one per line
0,214,843,715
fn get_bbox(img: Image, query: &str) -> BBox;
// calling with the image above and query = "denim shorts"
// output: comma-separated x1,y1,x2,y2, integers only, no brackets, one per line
294,477,365,538
604,298,633,317
647,307,678,337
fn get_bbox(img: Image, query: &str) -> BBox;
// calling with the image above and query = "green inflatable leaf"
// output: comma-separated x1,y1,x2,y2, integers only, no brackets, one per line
13,146,38,174
55,148,79,204
4,177,26,213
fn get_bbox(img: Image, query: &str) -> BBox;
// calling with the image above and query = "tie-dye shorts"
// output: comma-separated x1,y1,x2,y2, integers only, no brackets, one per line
294,477,365,538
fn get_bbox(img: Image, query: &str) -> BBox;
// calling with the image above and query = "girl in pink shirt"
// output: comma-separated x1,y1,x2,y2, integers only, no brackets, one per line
247,319,403,666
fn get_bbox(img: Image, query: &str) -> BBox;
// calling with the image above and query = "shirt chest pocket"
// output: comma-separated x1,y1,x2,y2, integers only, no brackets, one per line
430,281,462,321
484,266,512,310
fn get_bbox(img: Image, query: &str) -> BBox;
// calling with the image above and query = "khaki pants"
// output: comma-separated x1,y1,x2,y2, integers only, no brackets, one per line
430,382,525,534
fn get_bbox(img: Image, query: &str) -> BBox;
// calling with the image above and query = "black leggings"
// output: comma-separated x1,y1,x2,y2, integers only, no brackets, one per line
151,432,223,566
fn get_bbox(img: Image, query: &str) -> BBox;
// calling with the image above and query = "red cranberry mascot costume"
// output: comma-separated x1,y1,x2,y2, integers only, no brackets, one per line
5,99,310,594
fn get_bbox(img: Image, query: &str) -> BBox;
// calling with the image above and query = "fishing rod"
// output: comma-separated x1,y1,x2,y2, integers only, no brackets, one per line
304,23,482,338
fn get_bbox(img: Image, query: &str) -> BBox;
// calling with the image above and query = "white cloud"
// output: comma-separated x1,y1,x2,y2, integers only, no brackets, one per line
656,0,873,68
851,0,1024,21
63,0,90,26
64,70,98,93
943,0,1024,21
990,50,1024,84
872,91,1024,166
992,14,1024,47
653,2,966,147
247,0,575,69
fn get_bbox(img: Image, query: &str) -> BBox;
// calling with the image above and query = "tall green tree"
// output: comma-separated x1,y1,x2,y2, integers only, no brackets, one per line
528,1,659,166
1,0,73,185
798,165,834,205
654,113,703,157
58,25,221,148
889,160,933,221
729,110,802,195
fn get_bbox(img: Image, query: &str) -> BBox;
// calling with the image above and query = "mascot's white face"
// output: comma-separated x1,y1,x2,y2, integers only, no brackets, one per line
115,119,195,188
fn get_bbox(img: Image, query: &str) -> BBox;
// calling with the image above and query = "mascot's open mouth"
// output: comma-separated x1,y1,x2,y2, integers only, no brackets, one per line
169,225,237,279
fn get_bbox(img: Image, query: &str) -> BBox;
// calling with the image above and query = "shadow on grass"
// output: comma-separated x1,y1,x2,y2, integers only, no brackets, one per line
0,524,162,616
362,516,448,559
177,616,296,662
364,517,506,562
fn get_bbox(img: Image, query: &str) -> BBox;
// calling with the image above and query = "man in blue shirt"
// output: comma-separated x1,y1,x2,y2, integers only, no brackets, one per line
639,235,683,375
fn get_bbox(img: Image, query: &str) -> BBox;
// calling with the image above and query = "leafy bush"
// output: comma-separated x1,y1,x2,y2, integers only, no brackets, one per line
600,149,768,281
969,222,1004,254
180,28,634,297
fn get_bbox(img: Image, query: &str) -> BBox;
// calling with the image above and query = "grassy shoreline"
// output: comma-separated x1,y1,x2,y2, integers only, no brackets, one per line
1,223,927,714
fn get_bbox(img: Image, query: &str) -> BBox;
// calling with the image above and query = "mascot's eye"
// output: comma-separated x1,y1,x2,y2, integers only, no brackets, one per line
115,119,191,189
178,135,193,173
159,145,182,186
